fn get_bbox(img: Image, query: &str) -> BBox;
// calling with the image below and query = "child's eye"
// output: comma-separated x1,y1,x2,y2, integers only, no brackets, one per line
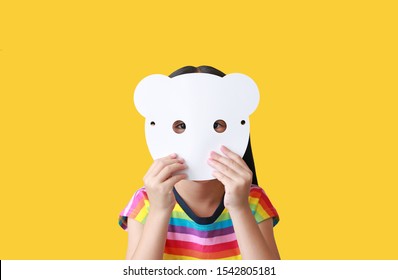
172,120,186,134
213,120,227,133
177,123,186,129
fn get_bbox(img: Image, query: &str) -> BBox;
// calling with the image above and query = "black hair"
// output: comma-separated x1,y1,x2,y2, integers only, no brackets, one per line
169,65,258,185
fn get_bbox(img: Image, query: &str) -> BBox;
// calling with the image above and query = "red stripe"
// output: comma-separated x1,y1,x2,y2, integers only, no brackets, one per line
250,187,279,217
166,239,238,253
258,194,278,217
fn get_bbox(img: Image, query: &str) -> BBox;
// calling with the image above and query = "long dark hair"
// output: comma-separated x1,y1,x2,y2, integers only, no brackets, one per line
169,65,259,185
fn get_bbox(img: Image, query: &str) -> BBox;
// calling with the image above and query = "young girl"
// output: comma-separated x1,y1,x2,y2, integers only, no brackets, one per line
119,65,280,260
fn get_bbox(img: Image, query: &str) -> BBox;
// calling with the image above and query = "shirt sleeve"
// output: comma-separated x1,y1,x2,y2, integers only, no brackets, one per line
248,185,280,227
118,187,150,231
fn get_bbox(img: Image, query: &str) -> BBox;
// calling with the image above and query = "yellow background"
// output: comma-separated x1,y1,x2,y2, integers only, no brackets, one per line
1,1,397,259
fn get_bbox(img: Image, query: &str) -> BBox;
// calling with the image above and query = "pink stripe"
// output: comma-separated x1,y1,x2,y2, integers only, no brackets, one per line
122,187,145,217
167,232,237,246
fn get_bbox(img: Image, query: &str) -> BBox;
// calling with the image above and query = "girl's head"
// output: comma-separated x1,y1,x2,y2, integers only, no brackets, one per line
169,65,226,78
168,65,259,185
134,65,259,182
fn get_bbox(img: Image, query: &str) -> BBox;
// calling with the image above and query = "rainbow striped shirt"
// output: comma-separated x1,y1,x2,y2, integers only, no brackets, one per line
119,184,279,260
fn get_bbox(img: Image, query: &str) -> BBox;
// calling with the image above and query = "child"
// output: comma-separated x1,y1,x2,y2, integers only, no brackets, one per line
119,65,280,260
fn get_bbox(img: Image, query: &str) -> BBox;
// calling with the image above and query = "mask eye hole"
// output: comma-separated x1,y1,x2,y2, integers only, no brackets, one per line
173,120,186,134
150,121,156,126
213,119,227,133
241,120,246,125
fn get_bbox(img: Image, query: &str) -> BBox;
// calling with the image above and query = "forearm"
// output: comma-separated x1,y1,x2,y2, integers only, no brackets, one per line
229,205,278,260
130,209,171,260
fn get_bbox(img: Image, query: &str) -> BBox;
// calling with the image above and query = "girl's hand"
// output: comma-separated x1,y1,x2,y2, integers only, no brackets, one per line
143,153,187,213
208,145,253,213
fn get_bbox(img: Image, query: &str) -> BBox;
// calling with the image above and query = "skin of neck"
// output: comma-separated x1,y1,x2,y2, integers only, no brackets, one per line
174,179,225,212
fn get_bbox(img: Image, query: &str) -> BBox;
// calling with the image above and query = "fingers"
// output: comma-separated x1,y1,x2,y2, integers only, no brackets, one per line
208,146,253,184
212,170,233,186
208,157,241,179
143,153,187,192
209,149,249,177
156,161,187,183
146,154,184,178
220,145,251,172
145,153,176,176
163,173,187,188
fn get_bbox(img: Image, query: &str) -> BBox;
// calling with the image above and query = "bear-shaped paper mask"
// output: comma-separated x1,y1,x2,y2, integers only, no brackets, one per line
134,72,260,181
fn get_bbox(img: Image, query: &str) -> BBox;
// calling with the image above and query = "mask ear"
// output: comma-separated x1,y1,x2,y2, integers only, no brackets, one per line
223,73,260,115
133,74,171,117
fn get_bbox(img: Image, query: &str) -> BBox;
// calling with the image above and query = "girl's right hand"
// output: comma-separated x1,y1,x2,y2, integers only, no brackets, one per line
143,153,187,213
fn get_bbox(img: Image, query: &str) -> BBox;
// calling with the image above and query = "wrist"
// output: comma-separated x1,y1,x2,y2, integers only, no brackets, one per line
148,206,173,219
227,202,251,217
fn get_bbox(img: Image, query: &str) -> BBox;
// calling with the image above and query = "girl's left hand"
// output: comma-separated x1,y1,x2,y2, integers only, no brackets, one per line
208,145,253,213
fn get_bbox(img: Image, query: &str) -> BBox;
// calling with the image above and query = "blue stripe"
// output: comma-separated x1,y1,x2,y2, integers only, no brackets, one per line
169,217,233,230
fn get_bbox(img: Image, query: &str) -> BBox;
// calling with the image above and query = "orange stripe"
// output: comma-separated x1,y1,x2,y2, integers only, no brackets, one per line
249,190,261,198
164,246,241,259
129,198,145,219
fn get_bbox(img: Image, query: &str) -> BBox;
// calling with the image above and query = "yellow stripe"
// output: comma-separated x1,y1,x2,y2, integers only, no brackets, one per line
248,197,260,212
173,204,183,212
135,206,149,223
163,253,200,260
248,196,260,204
219,255,242,260
255,204,271,221
171,210,231,222
163,253,242,260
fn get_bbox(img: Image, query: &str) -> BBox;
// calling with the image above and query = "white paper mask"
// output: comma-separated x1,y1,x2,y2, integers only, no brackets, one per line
134,72,260,181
